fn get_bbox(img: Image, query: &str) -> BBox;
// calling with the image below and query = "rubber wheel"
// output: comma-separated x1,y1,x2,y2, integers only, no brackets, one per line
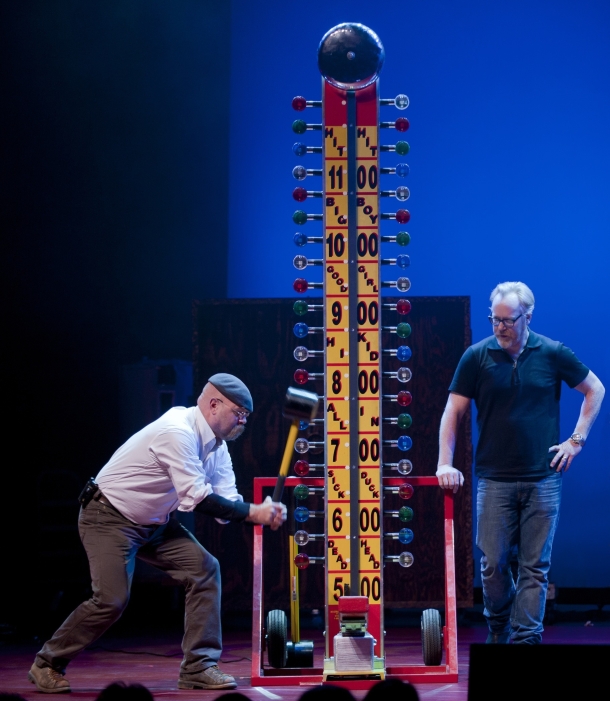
421,608,443,666
266,610,288,668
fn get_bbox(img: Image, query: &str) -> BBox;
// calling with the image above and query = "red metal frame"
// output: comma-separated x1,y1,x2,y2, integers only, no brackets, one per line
251,476,458,687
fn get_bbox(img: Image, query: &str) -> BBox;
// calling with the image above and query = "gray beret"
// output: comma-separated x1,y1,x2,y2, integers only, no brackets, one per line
208,373,253,412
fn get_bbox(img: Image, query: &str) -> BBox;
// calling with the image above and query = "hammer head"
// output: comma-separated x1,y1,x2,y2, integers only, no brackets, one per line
283,387,319,422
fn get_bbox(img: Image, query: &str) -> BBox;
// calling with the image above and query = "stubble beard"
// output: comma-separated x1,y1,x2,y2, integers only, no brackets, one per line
224,424,245,442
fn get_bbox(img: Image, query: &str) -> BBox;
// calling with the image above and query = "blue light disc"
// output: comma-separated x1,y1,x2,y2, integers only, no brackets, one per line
294,232,308,247
293,323,309,338
395,163,410,177
396,254,411,269
398,528,414,544
398,435,413,451
293,142,307,156
397,345,412,361
294,506,309,523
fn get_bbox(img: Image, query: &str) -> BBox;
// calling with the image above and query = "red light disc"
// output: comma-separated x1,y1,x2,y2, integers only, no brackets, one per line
293,187,308,202
397,299,412,315
295,553,310,569
398,483,414,500
395,117,410,132
294,369,309,385
397,391,412,406
396,209,411,224
293,278,308,293
294,460,310,476
292,96,307,111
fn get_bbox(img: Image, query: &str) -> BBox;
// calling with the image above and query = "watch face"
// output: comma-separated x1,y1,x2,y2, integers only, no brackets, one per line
571,433,584,444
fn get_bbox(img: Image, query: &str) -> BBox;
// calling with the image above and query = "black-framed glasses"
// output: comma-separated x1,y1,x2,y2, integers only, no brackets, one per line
214,398,250,420
488,314,523,328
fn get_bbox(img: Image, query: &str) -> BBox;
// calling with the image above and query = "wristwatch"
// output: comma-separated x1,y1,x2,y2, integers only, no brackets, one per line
570,433,586,447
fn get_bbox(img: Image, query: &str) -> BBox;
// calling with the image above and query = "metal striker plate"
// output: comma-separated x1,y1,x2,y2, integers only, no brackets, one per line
317,23,385,90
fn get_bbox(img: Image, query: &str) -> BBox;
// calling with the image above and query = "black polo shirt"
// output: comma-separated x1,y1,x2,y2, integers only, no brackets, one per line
449,330,589,481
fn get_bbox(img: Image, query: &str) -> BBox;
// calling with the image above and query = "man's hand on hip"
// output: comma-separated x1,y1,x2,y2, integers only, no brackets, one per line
247,495,287,530
436,464,464,493
549,440,582,472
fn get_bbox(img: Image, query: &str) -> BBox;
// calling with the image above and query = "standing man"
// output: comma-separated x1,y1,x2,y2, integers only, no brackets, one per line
29,373,287,692
436,282,604,645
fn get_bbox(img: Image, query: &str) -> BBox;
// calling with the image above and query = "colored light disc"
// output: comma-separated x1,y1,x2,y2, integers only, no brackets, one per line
397,322,412,338
294,232,308,247
396,299,411,315
293,165,307,180
397,367,412,383
398,505,414,522
293,187,308,202
294,438,309,453
398,483,414,499
293,142,307,156
397,413,412,430
396,209,411,224
397,391,412,406
294,530,310,545
395,94,409,109
395,186,410,201
293,255,308,270
292,119,307,134
293,278,309,293
294,506,309,523
396,231,411,246
397,459,413,476
396,345,412,361
399,528,414,544
292,96,307,111
293,210,307,225
395,163,410,178
395,141,410,155
399,552,414,567
398,435,413,452
396,277,411,292
396,254,410,269
293,346,309,361
293,300,308,316
295,552,310,569
294,369,309,385
294,484,310,500
293,323,309,338
294,459,310,476
395,117,410,132
299,420,309,430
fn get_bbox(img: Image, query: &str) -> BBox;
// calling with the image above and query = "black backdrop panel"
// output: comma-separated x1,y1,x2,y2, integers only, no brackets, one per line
193,297,473,611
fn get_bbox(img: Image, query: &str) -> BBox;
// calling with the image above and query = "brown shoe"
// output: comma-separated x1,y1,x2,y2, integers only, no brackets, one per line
28,664,71,693
178,665,237,690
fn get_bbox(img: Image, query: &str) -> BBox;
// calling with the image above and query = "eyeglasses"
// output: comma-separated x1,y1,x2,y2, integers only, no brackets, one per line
214,398,250,420
488,314,523,328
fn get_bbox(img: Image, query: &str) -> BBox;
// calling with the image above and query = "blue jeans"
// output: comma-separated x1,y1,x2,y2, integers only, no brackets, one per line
476,473,562,644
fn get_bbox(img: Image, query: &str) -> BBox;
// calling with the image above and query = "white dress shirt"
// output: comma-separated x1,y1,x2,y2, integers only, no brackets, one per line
96,406,243,525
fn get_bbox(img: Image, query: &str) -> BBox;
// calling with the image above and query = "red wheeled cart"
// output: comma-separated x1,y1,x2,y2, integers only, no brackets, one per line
251,476,459,689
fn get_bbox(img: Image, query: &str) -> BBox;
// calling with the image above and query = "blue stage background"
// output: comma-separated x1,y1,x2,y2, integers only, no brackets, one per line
228,0,610,587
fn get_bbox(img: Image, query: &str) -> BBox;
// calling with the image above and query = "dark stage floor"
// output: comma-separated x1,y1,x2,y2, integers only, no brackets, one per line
2,615,609,700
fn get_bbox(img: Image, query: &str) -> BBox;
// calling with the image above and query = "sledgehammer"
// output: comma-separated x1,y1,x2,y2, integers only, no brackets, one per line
272,387,319,503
